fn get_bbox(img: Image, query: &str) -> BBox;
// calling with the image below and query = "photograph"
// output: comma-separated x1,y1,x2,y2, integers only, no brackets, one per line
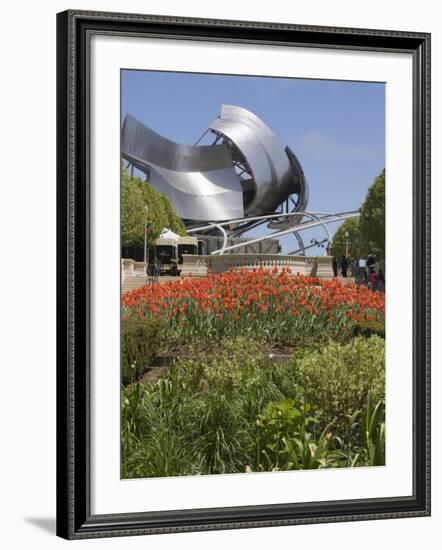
120,69,386,479
54,7,430,540
1,0,438,545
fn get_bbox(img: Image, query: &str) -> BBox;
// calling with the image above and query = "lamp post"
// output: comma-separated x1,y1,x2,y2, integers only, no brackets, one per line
143,204,149,264
310,238,329,255
344,230,350,258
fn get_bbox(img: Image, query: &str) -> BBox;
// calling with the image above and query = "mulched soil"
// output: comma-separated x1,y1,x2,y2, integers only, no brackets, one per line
130,341,299,386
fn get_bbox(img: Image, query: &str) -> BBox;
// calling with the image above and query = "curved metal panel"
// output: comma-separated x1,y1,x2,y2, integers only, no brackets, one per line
122,114,235,172
285,146,309,212
267,146,309,230
149,166,244,221
208,105,303,215
121,114,244,221
121,107,309,224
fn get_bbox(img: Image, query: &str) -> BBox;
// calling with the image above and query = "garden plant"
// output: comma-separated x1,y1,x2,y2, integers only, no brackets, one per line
121,269,385,478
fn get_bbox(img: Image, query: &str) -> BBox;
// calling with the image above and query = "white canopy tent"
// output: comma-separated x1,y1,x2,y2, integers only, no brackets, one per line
158,228,181,242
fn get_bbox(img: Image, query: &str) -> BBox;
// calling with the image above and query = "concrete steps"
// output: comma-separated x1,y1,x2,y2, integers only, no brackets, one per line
122,276,148,294
122,275,186,294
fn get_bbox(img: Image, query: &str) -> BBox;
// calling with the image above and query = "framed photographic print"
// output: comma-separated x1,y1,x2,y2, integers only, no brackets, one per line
56,10,431,539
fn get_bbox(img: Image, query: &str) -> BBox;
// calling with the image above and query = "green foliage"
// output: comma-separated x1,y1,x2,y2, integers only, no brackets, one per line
353,319,385,339
121,336,385,478
121,319,161,384
359,169,385,259
292,336,385,435
121,174,145,248
121,378,144,478
330,217,361,259
252,391,386,473
158,192,186,236
254,399,339,471
121,377,203,478
359,390,385,466
121,167,186,249
331,169,385,261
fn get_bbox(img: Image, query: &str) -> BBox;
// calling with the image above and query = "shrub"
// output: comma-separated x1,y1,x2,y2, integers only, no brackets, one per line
353,319,385,339
292,336,385,434
359,390,385,466
121,337,293,477
121,319,161,384
253,399,343,471
121,336,386,477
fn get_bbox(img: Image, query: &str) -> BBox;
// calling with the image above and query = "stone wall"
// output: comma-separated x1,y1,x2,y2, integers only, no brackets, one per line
121,255,336,285
181,254,334,278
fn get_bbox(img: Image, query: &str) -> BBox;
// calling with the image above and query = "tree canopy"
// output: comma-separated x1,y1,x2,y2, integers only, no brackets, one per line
330,217,361,259
358,169,385,259
121,168,186,248
331,169,385,260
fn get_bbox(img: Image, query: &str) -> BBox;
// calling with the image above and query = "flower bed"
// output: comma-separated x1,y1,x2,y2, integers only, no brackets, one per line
122,336,385,478
122,268,384,346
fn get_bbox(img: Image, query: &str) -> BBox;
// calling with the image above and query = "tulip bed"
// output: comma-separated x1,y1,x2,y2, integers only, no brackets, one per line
121,268,385,478
122,267,384,347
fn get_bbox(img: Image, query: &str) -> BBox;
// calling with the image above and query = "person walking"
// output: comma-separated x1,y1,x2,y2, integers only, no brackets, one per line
332,256,338,277
358,258,367,284
341,255,348,278
366,254,375,280
377,268,385,292
368,268,378,291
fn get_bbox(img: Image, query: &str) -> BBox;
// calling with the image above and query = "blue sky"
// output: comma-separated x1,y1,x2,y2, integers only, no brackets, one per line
122,70,385,254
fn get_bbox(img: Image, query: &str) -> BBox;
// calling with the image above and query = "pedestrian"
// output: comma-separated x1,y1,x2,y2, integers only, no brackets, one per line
332,256,338,277
341,255,348,277
366,253,375,274
368,268,378,291
358,258,367,284
377,268,385,292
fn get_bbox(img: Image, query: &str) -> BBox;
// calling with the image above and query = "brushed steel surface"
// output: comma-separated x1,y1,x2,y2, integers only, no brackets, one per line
122,114,243,221
121,106,309,223
208,105,306,216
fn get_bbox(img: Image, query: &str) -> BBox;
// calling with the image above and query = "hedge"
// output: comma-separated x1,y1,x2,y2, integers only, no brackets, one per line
121,319,161,384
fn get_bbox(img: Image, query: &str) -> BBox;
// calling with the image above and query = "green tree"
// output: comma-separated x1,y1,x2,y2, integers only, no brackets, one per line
121,168,186,249
331,169,385,261
161,195,187,236
359,169,385,259
121,172,145,248
330,217,361,259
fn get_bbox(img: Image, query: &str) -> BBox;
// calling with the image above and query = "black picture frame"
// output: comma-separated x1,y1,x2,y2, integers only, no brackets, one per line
56,9,431,540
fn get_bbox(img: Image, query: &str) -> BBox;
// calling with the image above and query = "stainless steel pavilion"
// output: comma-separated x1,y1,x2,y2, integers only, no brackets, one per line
122,105,308,224
122,105,357,254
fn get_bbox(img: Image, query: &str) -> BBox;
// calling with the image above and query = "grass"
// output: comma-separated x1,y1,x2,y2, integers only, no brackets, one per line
121,336,385,478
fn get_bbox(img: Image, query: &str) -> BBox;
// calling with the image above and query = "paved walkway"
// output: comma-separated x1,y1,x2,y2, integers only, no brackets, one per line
122,275,190,293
